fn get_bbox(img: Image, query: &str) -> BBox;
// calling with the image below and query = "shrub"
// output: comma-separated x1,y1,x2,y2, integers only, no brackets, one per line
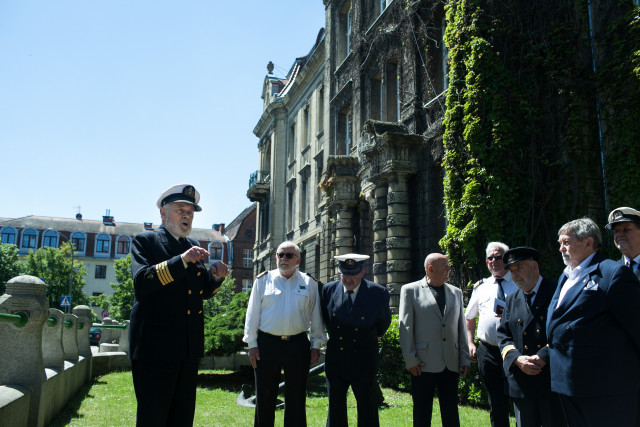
204,290,249,356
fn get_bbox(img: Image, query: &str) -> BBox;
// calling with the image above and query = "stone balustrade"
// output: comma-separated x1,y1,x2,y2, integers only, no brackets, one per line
0,275,130,427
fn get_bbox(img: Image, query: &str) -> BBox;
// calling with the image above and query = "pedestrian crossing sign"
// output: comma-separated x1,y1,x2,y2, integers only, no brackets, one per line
60,296,71,307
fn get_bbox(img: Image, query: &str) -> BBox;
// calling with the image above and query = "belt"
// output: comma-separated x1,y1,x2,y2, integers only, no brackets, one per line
258,330,306,341
479,340,499,349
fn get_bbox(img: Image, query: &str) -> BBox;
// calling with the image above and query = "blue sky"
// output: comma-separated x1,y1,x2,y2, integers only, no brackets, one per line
0,1,326,229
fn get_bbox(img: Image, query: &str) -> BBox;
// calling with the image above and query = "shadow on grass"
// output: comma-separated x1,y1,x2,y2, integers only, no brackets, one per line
197,365,254,392
47,378,106,427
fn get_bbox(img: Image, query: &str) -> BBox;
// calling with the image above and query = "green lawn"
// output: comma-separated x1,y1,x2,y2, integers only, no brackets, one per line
48,370,515,426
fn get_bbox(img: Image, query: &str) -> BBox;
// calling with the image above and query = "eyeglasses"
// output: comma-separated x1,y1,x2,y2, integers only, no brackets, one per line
277,252,297,259
487,255,503,261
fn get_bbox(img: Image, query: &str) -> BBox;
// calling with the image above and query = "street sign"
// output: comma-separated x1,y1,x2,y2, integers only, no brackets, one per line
60,296,71,307
101,309,109,318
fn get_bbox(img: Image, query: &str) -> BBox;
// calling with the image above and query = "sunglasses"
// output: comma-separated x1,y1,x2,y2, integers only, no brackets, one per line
277,252,297,259
487,255,503,261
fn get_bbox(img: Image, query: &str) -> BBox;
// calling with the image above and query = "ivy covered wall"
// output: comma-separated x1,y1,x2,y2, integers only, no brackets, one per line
440,0,640,284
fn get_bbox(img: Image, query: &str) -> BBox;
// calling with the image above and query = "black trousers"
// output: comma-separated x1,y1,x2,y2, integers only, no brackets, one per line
559,392,637,427
254,331,311,427
325,364,379,427
512,394,564,427
411,369,460,427
478,341,510,427
131,358,199,427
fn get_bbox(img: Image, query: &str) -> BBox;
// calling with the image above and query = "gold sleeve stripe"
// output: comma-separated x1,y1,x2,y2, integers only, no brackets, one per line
156,261,174,286
501,344,516,360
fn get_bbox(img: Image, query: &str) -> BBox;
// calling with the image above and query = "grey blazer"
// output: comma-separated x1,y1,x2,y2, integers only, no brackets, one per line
399,278,470,373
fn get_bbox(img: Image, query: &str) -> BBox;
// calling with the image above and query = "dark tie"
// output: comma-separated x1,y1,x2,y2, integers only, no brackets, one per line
179,237,189,248
628,259,636,270
525,291,535,309
496,278,506,302
344,290,354,312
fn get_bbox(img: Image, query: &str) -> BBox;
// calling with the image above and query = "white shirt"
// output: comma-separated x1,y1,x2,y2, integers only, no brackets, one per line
465,272,517,346
243,268,327,349
556,253,596,307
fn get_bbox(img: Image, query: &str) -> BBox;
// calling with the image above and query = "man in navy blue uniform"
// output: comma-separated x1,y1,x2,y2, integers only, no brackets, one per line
130,184,229,427
497,247,562,427
547,217,640,426
320,253,391,426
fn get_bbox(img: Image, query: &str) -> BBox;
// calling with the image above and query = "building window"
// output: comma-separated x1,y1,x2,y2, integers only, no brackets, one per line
288,122,296,164
243,249,253,268
385,62,399,122
317,87,324,133
42,229,59,248
96,233,110,255
1,227,17,245
209,242,223,261
95,265,107,279
71,231,86,253
337,1,353,64
336,107,353,155
287,183,296,231
21,228,37,251
370,73,382,120
300,176,310,223
116,235,131,256
303,106,311,148
242,279,253,293
316,157,324,206
91,292,103,307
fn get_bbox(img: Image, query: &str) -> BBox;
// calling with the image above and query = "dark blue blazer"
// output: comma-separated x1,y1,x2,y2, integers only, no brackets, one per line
498,278,556,399
129,226,220,361
546,252,640,397
321,278,391,376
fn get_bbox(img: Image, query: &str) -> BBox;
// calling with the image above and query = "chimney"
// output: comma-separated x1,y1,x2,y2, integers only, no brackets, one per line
212,223,226,234
102,209,115,226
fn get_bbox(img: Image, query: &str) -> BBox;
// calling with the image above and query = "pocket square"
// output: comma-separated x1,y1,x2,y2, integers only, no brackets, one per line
584,280,598,291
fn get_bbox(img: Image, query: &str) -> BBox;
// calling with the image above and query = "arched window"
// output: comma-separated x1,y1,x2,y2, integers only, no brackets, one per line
71,231,87,254
42,229,59,248
95,233,111,257
0,226,17,245
209,242,224,262
116,235,131,258
20,228,38,253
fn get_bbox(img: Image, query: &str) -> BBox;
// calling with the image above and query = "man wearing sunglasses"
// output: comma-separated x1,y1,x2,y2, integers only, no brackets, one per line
320,253,391,426
243,241,326,426
465,242,516,427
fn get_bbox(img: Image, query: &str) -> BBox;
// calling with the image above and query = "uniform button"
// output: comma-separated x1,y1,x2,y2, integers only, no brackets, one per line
523,331,527,336
537,344,542,349
187,310,191,315
354,328,358,332
517,319,522,324
353,339,356,342
337,325,340,329
333,313,336,317
536,329,541,334
197,272,201,277
524,345,529,350
361,317,365,320
443,337,446,341
442,324,446,327
340,347,344,351
539,316,544,321
339,337,343,340
188,290,192,295
200,290,203,294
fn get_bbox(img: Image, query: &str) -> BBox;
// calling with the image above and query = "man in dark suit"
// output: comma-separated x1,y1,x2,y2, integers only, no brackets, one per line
399,253,469,427
547,217,640,426
605,207,640,280
130,184,229,427
497,247,563,427
321,253,391,427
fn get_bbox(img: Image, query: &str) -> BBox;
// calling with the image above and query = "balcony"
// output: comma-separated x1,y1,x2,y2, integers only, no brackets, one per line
247,170,270,203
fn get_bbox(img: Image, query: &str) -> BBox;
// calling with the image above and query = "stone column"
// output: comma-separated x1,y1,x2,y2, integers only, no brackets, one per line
42,308,65,372
118,320,130,354
72,305,92,359
334,206,354,256
0,275,49,427
372,182,388,286
386,173,412,308
62,314,79,363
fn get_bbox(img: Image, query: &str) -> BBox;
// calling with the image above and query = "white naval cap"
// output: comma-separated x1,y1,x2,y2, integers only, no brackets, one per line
156,184,202,212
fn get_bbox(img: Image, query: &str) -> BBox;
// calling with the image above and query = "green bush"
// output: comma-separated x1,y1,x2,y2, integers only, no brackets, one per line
204,290,249,356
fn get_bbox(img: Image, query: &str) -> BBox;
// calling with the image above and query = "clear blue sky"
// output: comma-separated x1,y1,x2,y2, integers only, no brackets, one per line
0,1,326,229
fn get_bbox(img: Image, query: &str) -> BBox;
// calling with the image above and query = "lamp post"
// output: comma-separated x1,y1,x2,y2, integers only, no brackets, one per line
47,228,75,313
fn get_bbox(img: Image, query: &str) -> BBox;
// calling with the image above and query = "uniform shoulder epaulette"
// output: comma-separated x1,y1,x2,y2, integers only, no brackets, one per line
256,271,267,278
473,279,484,289
306,272,318,282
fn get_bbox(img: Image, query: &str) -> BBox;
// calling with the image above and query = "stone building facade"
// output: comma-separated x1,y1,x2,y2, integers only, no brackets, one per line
248,1,451,307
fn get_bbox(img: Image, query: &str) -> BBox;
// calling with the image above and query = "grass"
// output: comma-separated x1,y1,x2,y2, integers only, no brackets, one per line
48,369,515,426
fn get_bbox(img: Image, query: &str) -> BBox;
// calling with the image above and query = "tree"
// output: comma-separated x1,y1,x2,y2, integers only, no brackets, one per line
203,274,236,318
22,242,88,309
105,254,134,321
0,243,23,294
